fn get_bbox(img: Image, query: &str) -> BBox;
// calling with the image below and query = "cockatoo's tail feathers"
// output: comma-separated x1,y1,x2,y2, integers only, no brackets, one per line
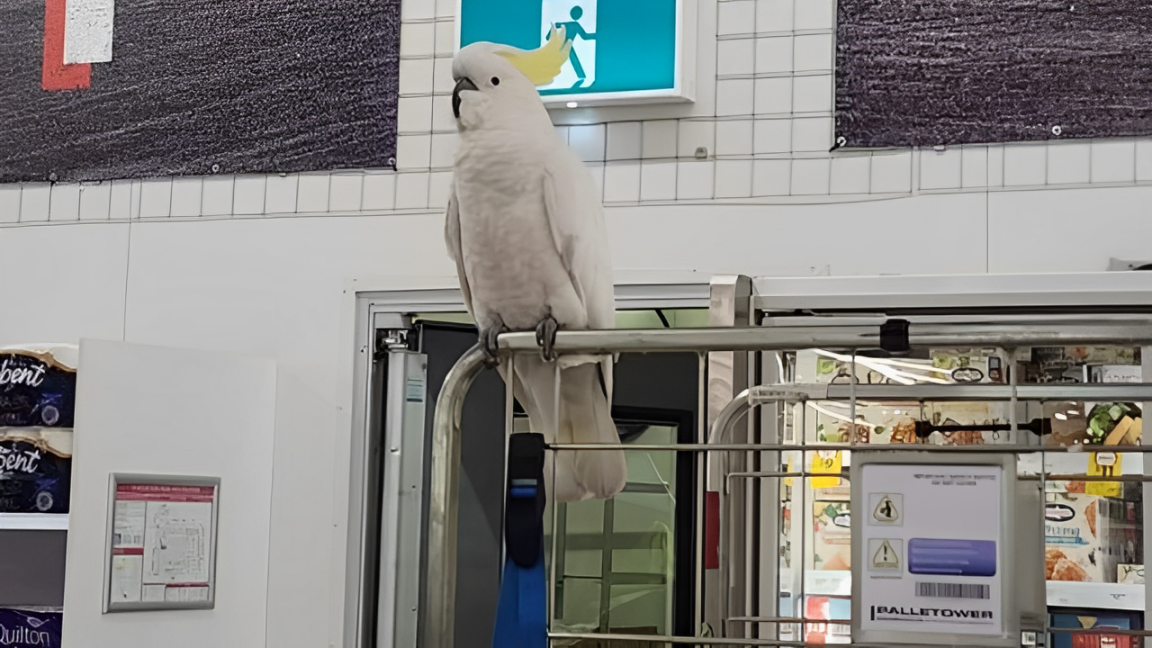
492,25,571,86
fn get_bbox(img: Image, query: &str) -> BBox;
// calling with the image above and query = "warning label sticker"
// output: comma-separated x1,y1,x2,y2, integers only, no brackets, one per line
869,493,903,526
868,538,903,577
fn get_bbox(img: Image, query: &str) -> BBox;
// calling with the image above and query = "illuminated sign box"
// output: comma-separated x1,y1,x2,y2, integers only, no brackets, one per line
457,0,694,108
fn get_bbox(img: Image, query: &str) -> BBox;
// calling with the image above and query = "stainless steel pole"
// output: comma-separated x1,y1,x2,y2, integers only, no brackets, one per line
495,323,1152,355
423,346,487,648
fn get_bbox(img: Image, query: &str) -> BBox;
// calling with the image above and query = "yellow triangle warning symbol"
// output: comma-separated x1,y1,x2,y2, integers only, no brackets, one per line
872,540,900,569
873,495,899,523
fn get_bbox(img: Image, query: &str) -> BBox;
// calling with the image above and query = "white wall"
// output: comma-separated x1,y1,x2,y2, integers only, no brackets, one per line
64,340,277,648
2,0,1152,646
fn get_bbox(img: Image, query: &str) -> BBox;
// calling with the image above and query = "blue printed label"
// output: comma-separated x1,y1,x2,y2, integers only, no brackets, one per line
0,608,62,647
908,539,997,577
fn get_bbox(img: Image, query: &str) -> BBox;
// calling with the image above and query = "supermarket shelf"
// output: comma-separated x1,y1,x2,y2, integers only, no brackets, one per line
1047,581,1145,612
0,513,68,531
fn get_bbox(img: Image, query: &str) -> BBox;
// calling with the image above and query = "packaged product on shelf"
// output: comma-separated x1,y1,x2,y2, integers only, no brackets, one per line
1068,347,1141,366
1118,564,1145,585
1050,611,1137,648
1088,365,1142,383
930,348,1005,384
882,417,919,445
1044,401,1092,447
0,348,76,428
0,428,71,513
1045,492,1130,583
802,597,851,644
0,608,62,648
923,401,1011,445
1023,346,1139,384
812,501,850,572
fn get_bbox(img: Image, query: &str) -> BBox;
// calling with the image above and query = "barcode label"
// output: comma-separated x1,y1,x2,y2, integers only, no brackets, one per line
916,582,990,599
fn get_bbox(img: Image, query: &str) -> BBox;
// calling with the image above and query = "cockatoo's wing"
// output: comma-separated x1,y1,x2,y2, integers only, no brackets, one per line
541,151,615,332
493,26,571,87
541,150,617,405
444,182,474,316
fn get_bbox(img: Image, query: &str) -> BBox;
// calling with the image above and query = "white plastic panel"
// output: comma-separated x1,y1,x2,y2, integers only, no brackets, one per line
63,339,276,648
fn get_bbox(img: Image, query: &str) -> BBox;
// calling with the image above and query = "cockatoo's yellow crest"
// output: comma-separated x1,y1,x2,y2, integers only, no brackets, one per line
493,25,571,87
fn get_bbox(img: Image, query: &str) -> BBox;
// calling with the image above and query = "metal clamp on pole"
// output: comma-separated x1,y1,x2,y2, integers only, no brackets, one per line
880,318,911,355
491,433,548,648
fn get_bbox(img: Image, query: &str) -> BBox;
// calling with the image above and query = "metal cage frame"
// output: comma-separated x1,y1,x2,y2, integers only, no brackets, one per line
424,320,1152,647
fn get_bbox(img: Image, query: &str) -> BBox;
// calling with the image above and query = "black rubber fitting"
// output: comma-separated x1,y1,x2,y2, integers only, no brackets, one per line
504,433,546,568
880,319,911,355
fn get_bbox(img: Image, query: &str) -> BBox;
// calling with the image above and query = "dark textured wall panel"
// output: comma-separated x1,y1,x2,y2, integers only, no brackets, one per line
1,0,401,183
836,0,1152,147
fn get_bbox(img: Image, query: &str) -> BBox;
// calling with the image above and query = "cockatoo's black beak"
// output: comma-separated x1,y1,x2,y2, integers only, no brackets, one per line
452,77,479,119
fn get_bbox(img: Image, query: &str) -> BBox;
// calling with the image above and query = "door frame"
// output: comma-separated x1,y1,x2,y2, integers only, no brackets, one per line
335,274,713,648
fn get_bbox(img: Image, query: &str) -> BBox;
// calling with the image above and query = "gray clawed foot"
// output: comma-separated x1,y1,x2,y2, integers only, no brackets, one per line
480,325,507,366
535,315,559,362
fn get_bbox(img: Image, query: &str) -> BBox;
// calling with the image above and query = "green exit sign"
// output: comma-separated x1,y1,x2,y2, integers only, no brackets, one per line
456,0,695,108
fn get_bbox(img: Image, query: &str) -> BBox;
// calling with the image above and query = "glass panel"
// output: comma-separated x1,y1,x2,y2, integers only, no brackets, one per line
545,422,678,638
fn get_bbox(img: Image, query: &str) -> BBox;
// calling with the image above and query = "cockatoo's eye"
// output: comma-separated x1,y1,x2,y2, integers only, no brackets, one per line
491,77,500,86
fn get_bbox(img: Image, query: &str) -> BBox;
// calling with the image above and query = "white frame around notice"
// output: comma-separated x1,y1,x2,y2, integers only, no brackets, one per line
102,473,221,613
850,452,1019,647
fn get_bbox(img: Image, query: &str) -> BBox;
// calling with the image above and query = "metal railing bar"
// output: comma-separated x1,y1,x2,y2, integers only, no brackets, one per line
749,383,1152,403
547,631,989,647
721,470,1151,482
727,616,851,624
494,323,1152,355
546,442,1152,453
547,628,1152,646
1025,473,1152,482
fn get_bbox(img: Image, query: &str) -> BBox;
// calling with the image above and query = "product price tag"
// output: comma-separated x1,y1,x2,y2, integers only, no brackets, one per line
811,451,843,489
1086,452,1122,498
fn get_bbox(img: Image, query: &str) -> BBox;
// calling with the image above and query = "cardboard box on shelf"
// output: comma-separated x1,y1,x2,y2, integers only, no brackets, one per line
1045,492,1134,583
1050,611,1138,648
812,501,851,572
930,348,1005,383
1118,564,1145,585
1088,365,1142,384
1069,347,1141,366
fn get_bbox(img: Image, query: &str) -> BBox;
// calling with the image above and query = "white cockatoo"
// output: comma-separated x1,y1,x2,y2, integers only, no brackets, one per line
444,28,626,503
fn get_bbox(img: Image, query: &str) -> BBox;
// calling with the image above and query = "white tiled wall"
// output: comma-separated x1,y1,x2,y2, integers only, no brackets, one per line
7,0,1152,226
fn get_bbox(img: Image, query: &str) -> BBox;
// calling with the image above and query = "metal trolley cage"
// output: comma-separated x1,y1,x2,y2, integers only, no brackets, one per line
423,294,1152,646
